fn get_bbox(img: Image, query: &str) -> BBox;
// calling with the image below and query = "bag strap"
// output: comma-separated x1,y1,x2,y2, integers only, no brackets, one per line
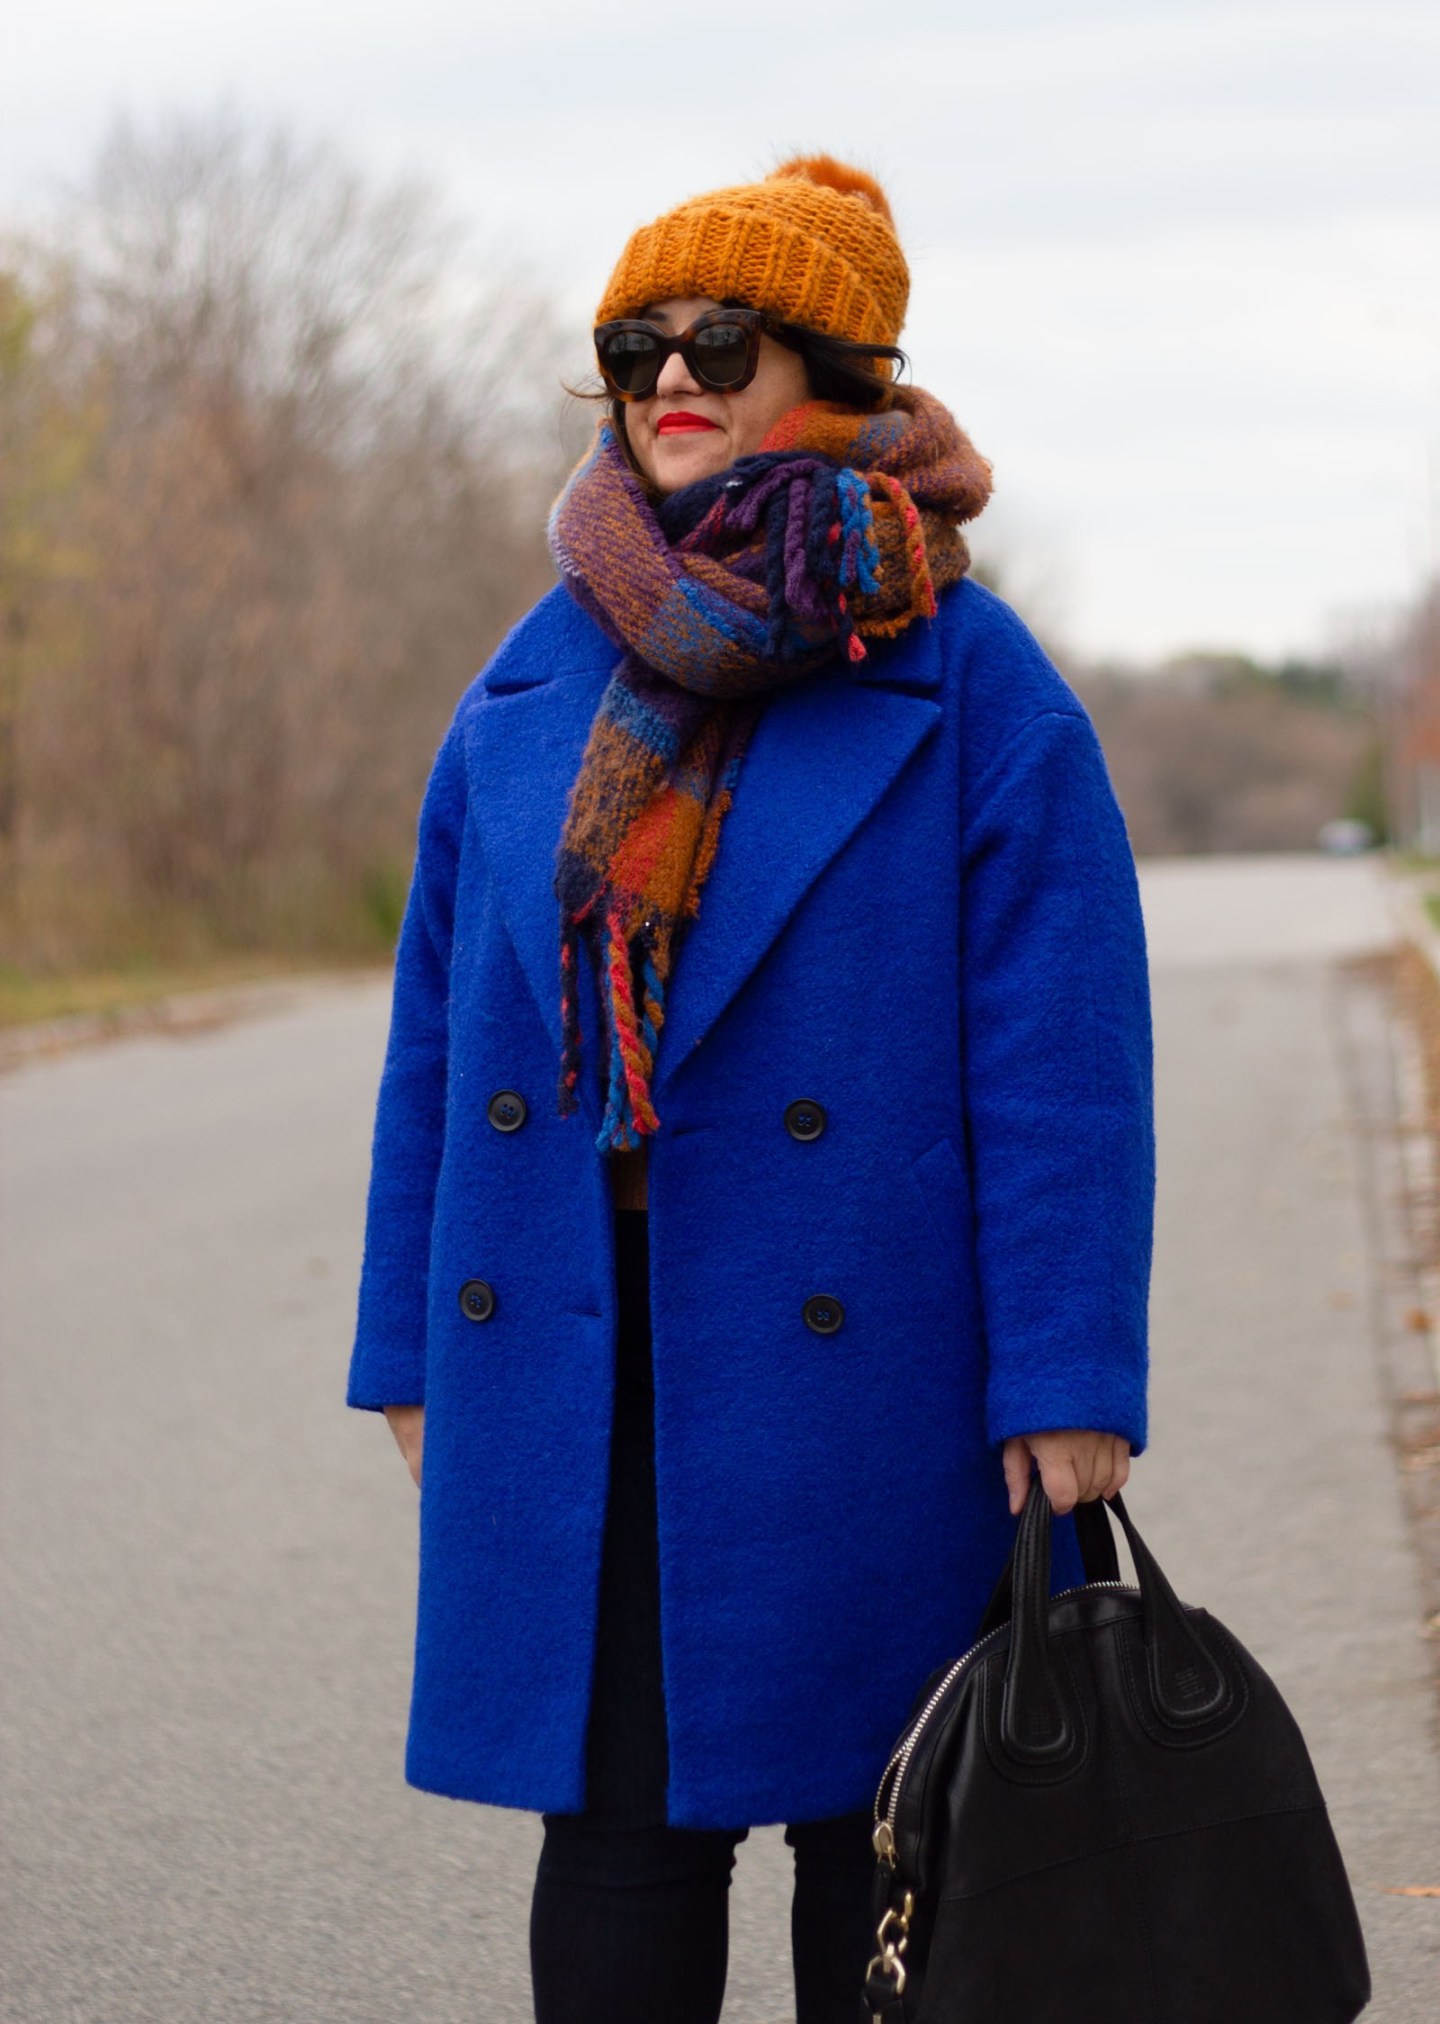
999,1470,1076,1759
975,1483,1120,1641
1100,1488,1236,1728
1075,1495,1122,1582
984,1479,1239,1762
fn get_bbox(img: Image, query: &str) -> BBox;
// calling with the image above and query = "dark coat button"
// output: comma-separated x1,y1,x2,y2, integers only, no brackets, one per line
458,1279,495,1322
487,1090,527,1132
784,1099,827,1141
803,1293,844,1335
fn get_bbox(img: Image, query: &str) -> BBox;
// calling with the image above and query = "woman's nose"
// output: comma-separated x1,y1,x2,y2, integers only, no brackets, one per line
654,347,702,399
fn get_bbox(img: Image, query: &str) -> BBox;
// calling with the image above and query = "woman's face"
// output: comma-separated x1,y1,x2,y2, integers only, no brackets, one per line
619,296,812,494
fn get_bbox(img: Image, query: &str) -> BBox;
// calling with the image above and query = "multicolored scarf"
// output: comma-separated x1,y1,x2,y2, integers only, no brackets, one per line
548,383,992,1152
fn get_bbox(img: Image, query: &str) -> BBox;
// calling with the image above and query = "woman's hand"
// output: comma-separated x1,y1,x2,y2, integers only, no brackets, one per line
383,1403,425,1489
1002,1429,1130,1517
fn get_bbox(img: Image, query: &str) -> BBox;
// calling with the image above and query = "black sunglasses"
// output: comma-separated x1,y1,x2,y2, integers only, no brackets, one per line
593,307,804,402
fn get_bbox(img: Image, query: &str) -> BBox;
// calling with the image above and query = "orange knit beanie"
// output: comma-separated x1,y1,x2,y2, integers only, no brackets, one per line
595,154,909,351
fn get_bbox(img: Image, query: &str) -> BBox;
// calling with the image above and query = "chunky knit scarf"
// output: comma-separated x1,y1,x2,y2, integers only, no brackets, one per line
548,383,992,1152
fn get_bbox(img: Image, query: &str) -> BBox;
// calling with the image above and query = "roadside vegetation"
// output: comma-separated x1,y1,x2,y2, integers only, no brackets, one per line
0,108,581,1024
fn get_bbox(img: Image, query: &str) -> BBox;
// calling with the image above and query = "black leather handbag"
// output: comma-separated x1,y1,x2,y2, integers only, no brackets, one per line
862,1481,1371,2022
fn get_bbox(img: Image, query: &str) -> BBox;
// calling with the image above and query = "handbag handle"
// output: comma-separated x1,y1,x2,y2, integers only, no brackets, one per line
991,1477,1237,1764
975,1490,1117,1639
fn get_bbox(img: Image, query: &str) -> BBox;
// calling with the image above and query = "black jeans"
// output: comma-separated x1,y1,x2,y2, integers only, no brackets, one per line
528,1209,876,2024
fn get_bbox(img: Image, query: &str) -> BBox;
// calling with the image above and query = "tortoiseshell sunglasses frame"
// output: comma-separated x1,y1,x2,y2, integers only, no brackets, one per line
593,306,805,402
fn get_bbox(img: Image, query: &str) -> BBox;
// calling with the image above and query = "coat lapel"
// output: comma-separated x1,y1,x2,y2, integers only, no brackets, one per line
465,608,944,1120
653,665,941,1093
464,657,612,1133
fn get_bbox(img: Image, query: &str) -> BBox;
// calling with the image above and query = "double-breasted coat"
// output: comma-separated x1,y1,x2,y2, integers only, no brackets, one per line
346,574,1155,1829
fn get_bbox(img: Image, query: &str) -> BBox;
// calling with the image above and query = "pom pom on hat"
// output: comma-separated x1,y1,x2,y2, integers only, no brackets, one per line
595,153,909,352
768,153,896,227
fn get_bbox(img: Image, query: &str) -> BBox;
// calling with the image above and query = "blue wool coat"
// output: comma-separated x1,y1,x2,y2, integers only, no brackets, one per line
346,575,1155,1829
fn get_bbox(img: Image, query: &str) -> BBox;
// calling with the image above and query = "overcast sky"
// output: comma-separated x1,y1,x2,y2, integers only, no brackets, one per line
5,0,1438,663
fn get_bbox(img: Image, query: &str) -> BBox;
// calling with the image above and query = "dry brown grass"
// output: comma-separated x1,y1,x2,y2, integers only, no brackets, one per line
0,949,383,1030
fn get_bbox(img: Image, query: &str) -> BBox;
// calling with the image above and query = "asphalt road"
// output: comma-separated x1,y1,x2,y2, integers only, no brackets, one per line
2,852,1438,2022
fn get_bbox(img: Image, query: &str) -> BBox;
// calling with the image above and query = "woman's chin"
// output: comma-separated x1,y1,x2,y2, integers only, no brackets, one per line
646,434,732,493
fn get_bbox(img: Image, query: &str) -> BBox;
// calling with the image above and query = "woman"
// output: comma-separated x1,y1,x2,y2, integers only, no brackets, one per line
348,156,1153,2023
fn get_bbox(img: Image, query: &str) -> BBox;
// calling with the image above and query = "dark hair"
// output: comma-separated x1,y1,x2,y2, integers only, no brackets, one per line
783,321,909,405
568,306,910,467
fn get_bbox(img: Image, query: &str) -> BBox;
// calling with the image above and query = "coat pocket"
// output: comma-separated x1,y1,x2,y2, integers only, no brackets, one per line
908,1133,972,1259
902,1134,983,1354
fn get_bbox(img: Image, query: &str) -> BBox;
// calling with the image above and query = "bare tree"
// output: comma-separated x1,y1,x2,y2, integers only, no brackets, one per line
2,106,582,968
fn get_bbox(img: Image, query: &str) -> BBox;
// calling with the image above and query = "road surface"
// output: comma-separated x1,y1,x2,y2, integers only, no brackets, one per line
2,852,1437,2020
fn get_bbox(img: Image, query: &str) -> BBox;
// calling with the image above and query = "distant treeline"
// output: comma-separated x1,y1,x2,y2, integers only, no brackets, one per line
968,556,1386,857
0,111,1393,982
1070,652,1381,857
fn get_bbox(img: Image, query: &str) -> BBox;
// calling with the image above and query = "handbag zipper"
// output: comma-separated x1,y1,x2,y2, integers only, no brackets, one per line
872,1579,1139,1863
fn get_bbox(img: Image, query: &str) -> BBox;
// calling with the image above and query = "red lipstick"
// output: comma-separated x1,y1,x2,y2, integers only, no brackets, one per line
656,411,720,435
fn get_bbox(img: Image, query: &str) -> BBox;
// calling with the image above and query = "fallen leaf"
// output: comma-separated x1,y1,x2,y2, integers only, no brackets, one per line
1383,1886,1440,1898
1406,1308,1432,1333
1401,1448,1440,1473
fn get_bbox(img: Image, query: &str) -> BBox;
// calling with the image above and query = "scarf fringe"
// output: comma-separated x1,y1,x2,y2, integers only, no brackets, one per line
603,904,661,1146
559,899,669,1152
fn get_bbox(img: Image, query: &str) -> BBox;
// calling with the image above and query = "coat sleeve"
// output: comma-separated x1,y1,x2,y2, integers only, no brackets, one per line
959,705,1155,1455
346,705,469,1411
